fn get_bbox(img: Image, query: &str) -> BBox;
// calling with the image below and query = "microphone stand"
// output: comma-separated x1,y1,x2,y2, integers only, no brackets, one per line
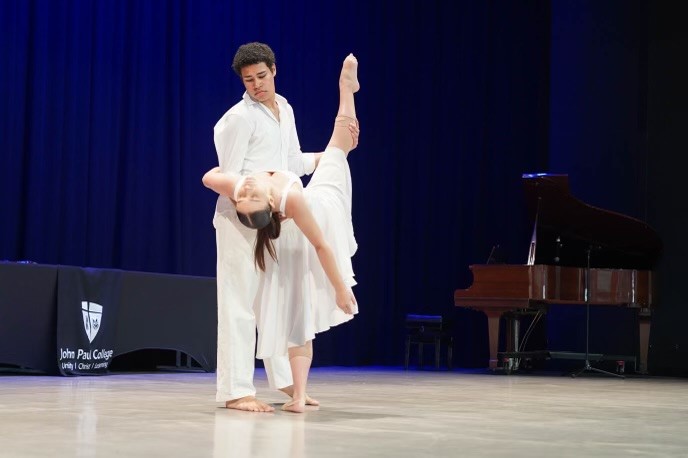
570,245,623,379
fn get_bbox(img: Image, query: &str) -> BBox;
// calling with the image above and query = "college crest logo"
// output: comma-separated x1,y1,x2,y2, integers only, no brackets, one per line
81,301,103,343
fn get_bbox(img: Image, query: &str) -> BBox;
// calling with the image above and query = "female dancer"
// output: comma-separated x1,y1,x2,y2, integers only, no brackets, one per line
203,53,360,413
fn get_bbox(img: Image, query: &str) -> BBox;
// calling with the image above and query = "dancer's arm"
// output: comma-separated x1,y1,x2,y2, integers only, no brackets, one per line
214,114,250,173
284,102,318,176
202,167,241,200
286,192,355,314
287,122,359,174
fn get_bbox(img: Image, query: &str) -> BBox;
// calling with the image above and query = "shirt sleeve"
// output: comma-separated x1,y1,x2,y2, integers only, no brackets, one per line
285,104,316,176
298,153,317,175
214,113,251,174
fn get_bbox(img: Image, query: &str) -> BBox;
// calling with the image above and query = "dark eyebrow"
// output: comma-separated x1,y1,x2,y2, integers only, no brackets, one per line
243,71,267,81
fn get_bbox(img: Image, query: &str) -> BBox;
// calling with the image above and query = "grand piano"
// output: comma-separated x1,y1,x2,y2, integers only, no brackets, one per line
454,173,662,373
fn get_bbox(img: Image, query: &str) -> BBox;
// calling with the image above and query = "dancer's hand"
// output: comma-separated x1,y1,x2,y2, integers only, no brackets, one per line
336,287,357,315
348,121,360,150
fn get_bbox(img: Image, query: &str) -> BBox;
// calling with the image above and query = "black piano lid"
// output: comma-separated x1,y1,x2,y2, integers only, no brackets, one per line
522,173,663,269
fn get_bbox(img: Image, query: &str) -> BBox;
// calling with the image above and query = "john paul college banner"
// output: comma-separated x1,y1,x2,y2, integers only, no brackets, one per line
56,266,121,375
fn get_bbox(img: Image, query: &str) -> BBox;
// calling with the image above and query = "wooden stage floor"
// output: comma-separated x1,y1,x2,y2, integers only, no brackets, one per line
1,367,687,457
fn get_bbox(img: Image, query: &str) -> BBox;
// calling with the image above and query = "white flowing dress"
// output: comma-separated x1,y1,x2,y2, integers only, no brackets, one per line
254,147,358,359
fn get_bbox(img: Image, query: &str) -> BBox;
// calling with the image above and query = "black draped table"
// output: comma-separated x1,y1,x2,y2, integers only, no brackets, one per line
0,262,217,375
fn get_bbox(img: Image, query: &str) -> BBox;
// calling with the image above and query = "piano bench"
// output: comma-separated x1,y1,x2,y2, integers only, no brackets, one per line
404,314,453,370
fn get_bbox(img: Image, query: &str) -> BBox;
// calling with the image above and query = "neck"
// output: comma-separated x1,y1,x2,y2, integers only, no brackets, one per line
270,187,282,213
264,176,280,212
261,97,277,109
261,98,279,119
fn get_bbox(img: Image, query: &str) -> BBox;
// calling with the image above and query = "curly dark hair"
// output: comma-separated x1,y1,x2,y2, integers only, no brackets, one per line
232,42,276,76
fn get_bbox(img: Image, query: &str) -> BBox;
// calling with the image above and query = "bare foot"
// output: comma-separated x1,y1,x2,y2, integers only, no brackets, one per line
279,386,320,406
282,399,306,413
340,53,360,93
304,394,320,407
225,396,274,412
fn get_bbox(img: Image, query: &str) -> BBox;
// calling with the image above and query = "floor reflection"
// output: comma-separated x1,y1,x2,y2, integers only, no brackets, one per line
213,406,307,458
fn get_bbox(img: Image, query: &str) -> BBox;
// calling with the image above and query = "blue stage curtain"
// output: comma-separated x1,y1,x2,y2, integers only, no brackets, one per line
2,1,652,367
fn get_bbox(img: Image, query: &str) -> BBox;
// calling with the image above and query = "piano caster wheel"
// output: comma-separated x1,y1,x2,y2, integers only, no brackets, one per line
502,358,516,375
616,361,625,375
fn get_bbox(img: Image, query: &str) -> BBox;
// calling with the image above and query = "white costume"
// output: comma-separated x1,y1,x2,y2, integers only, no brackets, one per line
213,91,316,402
254,147,358,359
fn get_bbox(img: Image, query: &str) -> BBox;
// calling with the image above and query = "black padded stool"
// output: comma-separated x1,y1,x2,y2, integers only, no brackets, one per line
404,314,453,370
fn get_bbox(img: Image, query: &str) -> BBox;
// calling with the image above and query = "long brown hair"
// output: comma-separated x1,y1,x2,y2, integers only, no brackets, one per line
237,206,282,271
254,212,281,271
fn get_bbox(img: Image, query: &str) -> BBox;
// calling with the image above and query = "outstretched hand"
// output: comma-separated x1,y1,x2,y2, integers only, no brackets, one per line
336,287,357,315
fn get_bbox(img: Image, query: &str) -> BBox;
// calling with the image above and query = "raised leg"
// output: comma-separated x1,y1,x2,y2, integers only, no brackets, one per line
327,54,359,155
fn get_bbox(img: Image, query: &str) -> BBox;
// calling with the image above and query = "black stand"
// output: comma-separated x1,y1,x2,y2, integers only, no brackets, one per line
570,247,624,379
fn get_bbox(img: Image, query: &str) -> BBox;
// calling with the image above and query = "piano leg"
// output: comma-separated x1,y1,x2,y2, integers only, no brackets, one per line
509,315,521,372
485,310,503,370
638,310,651,374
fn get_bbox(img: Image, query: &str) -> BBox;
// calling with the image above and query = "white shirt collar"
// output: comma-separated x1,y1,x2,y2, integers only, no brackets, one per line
241,91,289,105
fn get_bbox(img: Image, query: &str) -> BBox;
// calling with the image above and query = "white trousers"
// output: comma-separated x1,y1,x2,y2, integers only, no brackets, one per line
214,208,293,402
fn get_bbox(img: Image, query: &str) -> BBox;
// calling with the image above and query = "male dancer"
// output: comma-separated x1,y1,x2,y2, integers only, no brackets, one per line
212,42,358,411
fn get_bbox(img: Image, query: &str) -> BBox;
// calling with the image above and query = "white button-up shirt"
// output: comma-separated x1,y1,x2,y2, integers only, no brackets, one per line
213,92,316,214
